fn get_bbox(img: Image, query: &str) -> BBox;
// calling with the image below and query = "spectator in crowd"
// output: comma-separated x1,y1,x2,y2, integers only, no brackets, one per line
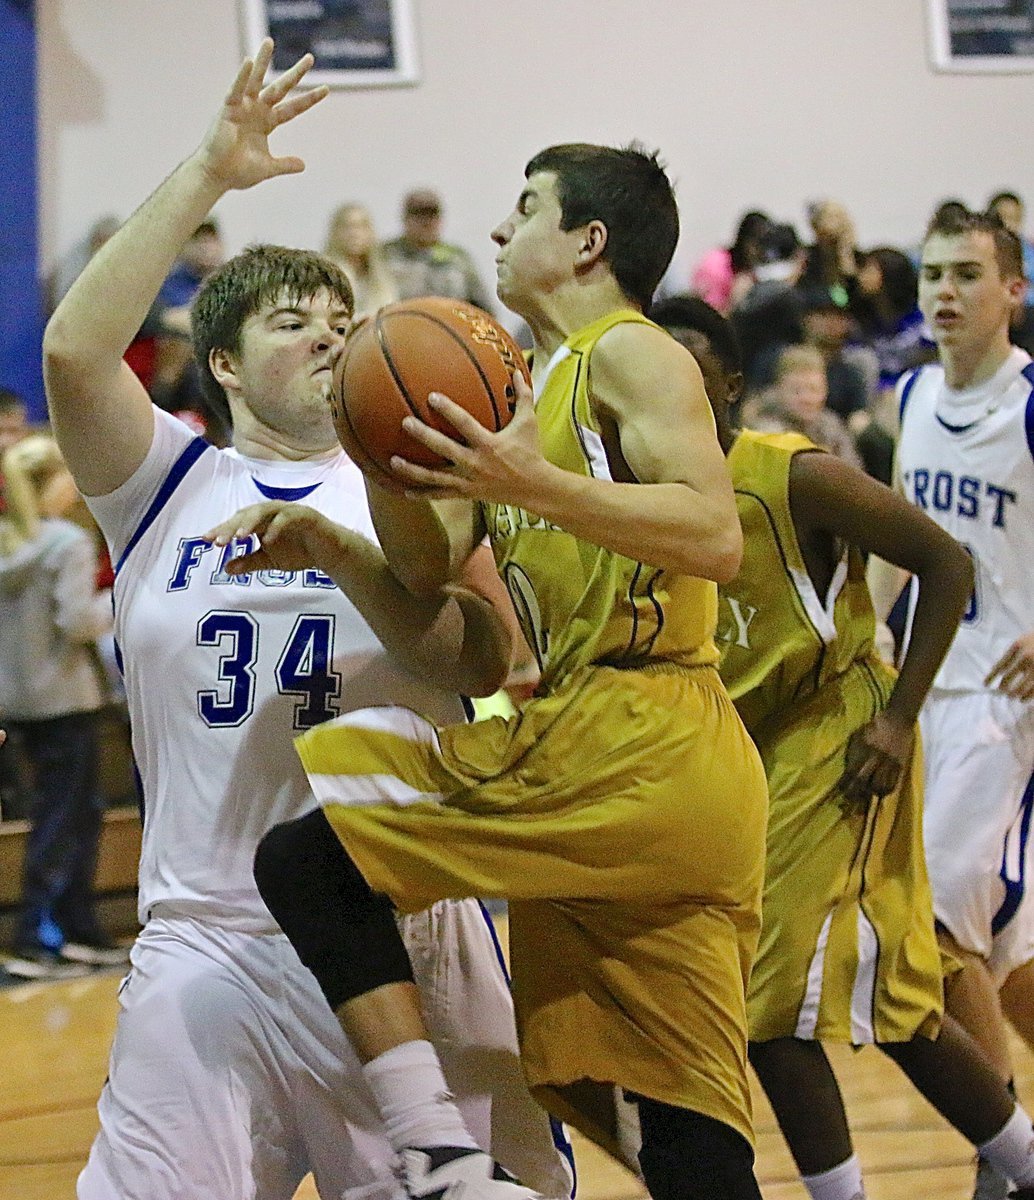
731,222,807,392
988,193,1034,358
851,246,935,392
798,284,872,429
749,344,863,468
0,388,29,454
382,187,494,311
690,209,771,314
988,190,1034,283
0,434,122,980
48,214,122,313
151,218,230,443
801,199,860,306
323,201,399,318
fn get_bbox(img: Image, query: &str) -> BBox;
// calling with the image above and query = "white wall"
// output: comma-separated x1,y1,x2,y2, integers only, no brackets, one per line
37,0,1034,314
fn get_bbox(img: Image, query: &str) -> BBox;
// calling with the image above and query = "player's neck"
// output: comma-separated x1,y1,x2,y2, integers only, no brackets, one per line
231,422,339,462
527,279,639,360
941,333,1013,390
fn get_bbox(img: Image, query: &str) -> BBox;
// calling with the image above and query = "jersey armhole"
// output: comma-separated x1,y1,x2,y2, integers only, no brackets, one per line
1022,365,1034,468
114,435,210,577
898,368,922,424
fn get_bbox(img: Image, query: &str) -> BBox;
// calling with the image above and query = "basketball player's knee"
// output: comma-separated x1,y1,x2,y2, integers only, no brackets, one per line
253,809,413,1010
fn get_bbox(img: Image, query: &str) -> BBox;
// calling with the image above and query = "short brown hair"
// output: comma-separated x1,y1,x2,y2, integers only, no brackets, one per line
924,205,1025,281
191,245,354,426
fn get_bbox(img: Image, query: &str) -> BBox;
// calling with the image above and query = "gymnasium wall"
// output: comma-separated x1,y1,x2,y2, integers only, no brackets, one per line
36,0,1034,334
2,0,43,417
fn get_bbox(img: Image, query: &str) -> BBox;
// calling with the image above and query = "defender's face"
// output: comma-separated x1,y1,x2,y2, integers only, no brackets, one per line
491,172,583,313
919,231,1022,355
224,289,352,438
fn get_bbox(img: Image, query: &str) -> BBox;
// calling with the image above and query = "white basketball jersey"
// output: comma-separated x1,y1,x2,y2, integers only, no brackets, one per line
87,409,467,931
897,347,1034,692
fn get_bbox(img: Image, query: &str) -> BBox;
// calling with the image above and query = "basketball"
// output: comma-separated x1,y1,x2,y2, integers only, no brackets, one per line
329,297,531,488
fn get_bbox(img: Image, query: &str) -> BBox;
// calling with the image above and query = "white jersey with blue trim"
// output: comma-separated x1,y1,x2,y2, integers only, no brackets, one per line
87,408,467,932
897,347,1034,693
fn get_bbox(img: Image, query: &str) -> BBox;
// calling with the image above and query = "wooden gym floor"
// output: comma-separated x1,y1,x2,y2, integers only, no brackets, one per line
1,952,1029,1200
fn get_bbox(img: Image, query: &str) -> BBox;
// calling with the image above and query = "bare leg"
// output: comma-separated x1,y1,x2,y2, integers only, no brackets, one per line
940,928,1014,1082
1000,958,1034,1059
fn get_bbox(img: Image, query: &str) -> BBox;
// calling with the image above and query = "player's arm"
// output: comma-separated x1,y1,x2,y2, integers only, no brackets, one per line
864,463,910,625
865,388,910,624
364,483,484,594
390,322,742,581
790,450,973,801
43,41,325,497
203,502,511,697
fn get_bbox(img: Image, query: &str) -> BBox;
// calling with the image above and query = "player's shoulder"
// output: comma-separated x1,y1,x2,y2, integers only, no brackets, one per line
588,310,680,362
896,362,942,423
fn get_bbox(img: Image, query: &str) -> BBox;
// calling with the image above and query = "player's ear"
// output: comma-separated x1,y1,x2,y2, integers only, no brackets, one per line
1007,274,1027,309
210,347,241,394
577,220,608,267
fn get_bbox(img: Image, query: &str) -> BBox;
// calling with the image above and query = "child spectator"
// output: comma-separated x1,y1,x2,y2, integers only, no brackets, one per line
749,344,863,468
0,435,123,979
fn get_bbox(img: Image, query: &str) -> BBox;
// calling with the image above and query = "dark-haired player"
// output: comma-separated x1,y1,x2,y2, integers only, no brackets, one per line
240,117,768,1200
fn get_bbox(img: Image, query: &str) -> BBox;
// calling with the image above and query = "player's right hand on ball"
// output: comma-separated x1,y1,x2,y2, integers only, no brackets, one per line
202,501,340,574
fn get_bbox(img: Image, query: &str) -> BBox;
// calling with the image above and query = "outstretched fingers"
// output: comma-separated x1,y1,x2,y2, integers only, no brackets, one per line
245,38,275,98
202,502,277,547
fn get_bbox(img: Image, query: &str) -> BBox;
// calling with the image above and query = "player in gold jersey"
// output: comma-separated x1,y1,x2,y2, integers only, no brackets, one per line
651,294,1034,1200
221,144,769,1199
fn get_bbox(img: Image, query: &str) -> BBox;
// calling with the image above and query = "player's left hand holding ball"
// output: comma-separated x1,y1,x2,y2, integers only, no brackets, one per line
202,501,352,575
390,373,557,508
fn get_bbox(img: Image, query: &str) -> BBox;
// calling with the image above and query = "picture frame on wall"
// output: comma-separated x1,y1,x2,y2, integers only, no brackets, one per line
928,0,1034,72
239,0,419,88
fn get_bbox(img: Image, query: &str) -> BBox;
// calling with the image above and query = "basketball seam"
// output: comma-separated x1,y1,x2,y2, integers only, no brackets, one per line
374,314,421,420
334,338,404,488
380,310,505,430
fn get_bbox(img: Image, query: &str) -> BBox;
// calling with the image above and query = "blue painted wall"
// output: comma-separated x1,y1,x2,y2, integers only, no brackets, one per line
0,0,45,420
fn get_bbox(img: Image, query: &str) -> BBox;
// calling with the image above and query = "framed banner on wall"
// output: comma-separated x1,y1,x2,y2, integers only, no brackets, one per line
239,0,419,88
928,0,1034,72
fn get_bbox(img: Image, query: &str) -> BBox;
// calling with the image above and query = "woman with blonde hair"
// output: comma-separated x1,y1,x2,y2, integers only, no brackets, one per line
323,201,399,318
0,434,119,978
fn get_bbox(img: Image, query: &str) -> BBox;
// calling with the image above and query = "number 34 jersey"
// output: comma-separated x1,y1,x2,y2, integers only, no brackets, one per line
87,408,467,932
896,347,1034,692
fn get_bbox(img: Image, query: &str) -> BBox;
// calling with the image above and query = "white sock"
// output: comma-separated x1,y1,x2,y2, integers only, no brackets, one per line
979,1103,1034,1187
801,1153,866,1200
362,1040,478,1153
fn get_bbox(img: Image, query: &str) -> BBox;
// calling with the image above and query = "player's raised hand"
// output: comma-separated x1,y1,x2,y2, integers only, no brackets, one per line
195,38,327,193
202,501,346,574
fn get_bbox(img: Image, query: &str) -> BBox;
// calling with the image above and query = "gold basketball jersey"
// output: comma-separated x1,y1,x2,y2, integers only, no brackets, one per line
482,310,719,691
718,429,879,738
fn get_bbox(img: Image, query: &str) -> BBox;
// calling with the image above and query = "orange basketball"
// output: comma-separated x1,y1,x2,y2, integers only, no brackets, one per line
330,297,531,488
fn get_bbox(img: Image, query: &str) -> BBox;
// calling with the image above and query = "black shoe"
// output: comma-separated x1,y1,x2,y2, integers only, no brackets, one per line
398,1147,542,1199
